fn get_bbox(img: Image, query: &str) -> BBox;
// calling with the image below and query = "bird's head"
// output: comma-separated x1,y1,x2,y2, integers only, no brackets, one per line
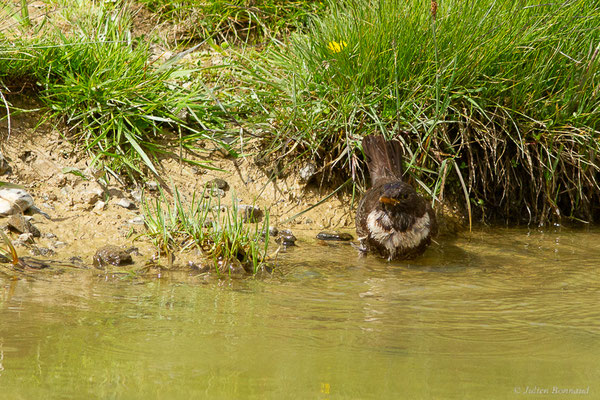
378,182,421,213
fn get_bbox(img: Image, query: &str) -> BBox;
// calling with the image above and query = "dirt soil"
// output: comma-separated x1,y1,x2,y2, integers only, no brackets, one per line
0,96,358,269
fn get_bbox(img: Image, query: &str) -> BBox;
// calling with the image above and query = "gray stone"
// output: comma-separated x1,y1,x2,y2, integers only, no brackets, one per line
93,245,135,269
6,214,41,237
299,162,317,183
146,181,159,191
239,205,263,223
275,229,296,246
0,152,8,175
116,198,136,210
93,200,106,211
206,188,226,198
316,231,354,241
74,181,105,207
206,178,229,191
17,233,35,244
128,216,145,225
0,188,34,216
130,188,143,203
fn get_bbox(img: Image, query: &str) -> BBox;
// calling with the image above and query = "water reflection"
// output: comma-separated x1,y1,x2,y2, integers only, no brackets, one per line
0,226,599,398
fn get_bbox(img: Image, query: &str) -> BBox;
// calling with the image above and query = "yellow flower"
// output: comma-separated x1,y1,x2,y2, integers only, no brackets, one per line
327,40,347,53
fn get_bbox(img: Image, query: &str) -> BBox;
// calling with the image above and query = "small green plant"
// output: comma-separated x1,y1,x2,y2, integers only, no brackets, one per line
0,230,20,266
143,188,271,275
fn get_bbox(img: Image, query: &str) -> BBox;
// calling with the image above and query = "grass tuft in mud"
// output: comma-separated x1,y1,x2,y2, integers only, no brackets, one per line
137,0,325,44
243,0,600,224
143,188,271,275
0,1,231,180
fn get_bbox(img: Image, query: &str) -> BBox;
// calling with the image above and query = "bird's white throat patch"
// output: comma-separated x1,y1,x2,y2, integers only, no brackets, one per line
365,209,431,258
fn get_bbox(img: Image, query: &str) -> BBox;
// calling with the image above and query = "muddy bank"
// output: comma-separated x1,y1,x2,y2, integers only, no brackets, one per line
0,98,374,270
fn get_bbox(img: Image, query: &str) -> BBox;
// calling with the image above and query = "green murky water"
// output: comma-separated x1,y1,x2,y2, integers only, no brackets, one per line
1,227,599,399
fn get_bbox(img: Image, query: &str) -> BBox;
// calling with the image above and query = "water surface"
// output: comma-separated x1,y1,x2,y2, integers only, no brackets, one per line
1,227,599,399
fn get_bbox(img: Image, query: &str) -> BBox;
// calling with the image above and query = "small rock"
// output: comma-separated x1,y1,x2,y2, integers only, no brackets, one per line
298,162,317,183
0,188,34,216
93,245,135,269
239,205,263,223
93,200,106,211
275,229,297,247
45,232,57,239
316,231,354,241
116,198,136,210
130,188,143,203
0,152,9,175
6,215,41,237
206,178,229,191
128,216,145,225
17,233,35,244
74,181,105,207
146,181,159,191
31,247,56,257
52,241,66,248
206,188,226,198
268,226,279,237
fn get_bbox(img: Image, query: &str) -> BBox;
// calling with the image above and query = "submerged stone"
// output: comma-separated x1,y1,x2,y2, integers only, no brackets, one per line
275,229,296,246
316,231,353,241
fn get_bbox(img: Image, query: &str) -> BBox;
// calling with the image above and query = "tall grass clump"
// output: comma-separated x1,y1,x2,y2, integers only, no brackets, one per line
251,0,600,224
143,189,271,275
0,2,230,179
138,0,325,44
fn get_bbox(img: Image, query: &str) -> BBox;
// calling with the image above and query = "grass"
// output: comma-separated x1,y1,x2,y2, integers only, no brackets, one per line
1,1,234,181
241,0,600,224
2,0,599,232
142,188,271,275
137,0,325,44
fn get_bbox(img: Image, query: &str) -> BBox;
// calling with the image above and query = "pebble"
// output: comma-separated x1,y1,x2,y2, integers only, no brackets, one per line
206,178,229,191
208,188,226,198
275,229,297,246
17,233,35,244
6,214,41,237
130,188,143,203
298,162,317,183
268,226,279,237
0,188,34,216
31,247,56,257
93,200,106,211
93,245,135,269
76,181,105,206
316,231,354,241
239,205,263,223
116,198,136,210
146,181,159,191
0,151,8,175
128,216,145,225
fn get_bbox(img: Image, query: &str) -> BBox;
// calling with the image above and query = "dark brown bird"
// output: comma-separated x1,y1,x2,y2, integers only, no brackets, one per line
355,135,437,260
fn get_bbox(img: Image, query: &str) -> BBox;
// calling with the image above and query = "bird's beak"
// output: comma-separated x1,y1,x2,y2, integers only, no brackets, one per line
379,196,401,206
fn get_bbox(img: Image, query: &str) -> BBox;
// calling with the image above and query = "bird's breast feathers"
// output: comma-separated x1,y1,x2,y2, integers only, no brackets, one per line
366,209,431,257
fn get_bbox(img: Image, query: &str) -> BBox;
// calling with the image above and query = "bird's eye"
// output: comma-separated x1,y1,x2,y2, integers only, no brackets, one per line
401,193,410,200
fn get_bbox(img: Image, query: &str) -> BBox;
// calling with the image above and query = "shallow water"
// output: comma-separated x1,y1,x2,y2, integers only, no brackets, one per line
1,227,599,399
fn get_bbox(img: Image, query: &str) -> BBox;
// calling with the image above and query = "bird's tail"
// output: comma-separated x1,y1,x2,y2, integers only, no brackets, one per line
362,135,404,185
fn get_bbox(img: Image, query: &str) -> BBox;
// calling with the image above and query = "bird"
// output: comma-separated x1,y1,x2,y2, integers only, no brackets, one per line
355,135,437,260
